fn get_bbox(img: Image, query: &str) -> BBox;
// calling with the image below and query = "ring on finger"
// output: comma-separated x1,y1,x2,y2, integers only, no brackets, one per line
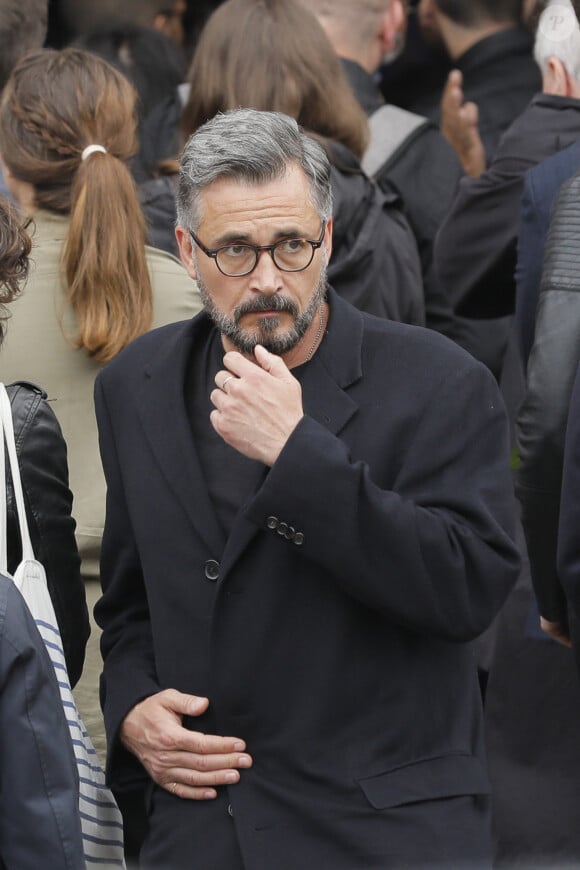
170,781,178,795
222,375,235,393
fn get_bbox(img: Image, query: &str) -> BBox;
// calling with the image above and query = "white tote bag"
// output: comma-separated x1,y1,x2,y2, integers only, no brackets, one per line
0,383,126,868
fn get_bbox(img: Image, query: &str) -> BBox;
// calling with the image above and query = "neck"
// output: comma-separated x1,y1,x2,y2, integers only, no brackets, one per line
438,18,515,61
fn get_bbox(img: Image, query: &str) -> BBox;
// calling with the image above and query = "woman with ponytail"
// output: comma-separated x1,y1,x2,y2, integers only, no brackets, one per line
0,47,201,585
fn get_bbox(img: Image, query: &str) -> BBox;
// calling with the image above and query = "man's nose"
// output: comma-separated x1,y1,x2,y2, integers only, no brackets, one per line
249,249,283,293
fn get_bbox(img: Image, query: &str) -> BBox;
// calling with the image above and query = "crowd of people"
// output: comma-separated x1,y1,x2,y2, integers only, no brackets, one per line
2,0,580,868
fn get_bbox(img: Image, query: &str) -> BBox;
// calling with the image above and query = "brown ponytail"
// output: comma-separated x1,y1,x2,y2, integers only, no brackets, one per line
0,47,153,363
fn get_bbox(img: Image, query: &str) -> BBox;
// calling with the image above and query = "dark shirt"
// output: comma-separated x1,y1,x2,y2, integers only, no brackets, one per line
185,329,265,540
411,27,541,164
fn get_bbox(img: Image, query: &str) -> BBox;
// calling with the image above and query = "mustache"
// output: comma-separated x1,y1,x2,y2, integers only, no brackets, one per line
234,294,299,322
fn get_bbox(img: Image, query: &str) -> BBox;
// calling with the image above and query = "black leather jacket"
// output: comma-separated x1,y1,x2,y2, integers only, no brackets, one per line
5,382,89,686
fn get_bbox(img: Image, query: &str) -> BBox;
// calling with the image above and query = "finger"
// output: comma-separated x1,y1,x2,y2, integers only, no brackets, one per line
442,83,462,111
172,765,243,789
210,387,227,411
169,783,218,801
221,350,259,378
214,370,238,392
156,750,253,772
254,344,291,379
179,731,247,755
159,689,209,718
447,69,463,88
460,101,479,127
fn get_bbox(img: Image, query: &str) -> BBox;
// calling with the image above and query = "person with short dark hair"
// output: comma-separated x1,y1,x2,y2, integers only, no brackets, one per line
60,0,188,45
416,0,540,164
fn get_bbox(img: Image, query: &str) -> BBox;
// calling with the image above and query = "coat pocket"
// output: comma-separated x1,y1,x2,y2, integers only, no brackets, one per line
357,753,490,810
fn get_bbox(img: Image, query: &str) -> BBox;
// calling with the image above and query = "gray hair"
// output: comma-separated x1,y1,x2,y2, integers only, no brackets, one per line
176,108,333,231
534,0,580,82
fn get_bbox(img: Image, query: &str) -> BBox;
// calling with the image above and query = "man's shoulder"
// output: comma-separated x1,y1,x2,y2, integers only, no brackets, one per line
98,315,204,385
526,139,580,200
351,312,498,417
498,94,580,156
359,308,487,375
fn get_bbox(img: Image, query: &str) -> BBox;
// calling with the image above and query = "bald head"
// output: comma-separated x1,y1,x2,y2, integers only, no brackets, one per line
307,0,400,71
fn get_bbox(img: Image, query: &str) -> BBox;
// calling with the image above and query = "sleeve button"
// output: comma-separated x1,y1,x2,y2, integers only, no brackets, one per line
266,516,279,530
284,526,295,540
277,522,288,536
293,532,304,546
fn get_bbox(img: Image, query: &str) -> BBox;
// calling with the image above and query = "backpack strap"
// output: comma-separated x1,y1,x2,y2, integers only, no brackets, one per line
361,104,431,179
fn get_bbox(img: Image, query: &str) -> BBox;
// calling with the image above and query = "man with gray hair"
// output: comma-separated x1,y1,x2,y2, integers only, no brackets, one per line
0,0,47,194
94,107,519,869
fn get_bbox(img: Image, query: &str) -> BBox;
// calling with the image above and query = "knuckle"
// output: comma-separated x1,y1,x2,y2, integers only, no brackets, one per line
158,731,178,750
157,751,172,766
187,770,203,787
195,754,210,772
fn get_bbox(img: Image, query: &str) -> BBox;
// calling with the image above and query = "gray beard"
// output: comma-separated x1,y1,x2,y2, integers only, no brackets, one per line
197,263,328,356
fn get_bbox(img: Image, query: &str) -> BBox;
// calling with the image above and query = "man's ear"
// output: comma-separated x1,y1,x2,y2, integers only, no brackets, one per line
323,217,333,265
378,0,405,54
175,225,198,280
152,12,170,36
543,56,575,96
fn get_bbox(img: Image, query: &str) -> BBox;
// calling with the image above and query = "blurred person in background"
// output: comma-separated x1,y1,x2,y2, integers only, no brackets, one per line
0,193,85,870
309,0,462,339
59,0,188,46
0,47,201,789
0,194,88,689
0,0,48,196
139,0,425,326
415,0,540,166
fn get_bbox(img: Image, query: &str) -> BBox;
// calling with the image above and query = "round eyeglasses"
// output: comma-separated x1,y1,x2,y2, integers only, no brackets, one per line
189,222,326,277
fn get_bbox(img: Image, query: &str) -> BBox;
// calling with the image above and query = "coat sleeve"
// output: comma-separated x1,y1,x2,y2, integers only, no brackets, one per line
93,376,161,787
515,174,580,623
8,388,89,688
245,358,520,641
557,361,580,624
0,581,84,870
514,170,547,370
434,99,550,320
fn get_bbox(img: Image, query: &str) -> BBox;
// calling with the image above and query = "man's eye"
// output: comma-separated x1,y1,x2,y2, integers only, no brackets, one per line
278,239,306,254
223,245,250,257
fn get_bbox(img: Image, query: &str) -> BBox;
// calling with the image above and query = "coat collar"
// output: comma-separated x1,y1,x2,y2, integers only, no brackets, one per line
136,288,363,559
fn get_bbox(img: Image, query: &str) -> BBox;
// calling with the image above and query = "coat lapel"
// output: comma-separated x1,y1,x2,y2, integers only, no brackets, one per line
136,316,226,556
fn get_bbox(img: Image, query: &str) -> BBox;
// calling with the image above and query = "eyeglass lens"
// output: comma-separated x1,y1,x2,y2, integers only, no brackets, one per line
217,239,314,276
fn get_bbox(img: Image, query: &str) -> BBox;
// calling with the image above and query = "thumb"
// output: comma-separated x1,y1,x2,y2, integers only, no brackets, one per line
163,690,209,717
447,68,463,88
254,344,291,379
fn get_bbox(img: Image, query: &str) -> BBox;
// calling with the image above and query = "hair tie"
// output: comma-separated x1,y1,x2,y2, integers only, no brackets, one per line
81,144,107,161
